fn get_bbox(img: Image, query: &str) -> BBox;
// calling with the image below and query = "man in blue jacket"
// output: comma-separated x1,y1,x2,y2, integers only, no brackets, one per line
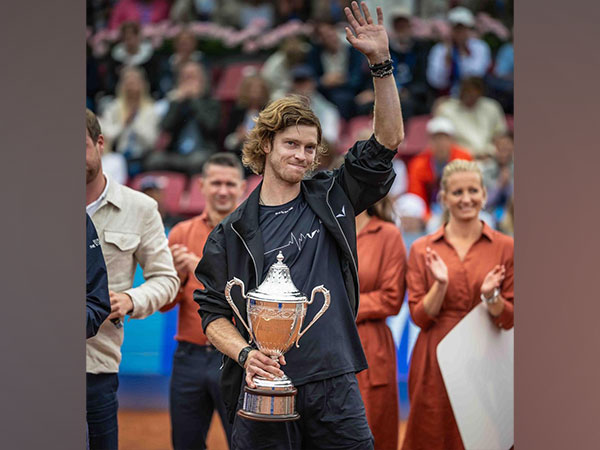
195,3,404,449
86,213,110,339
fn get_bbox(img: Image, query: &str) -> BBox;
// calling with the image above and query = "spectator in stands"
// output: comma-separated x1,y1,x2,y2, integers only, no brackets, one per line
289,64,341,146
158,27,204,97
485,31,514,114
355,195,406,450
170,0,215,22
109,0,170,30
108,21,160,95
100,66,159,177
86,108,179,450
426,6,491,96
479,131,514,213
407,116,472,216
160,153,247,450
307,19,365,119
275,0,312,24
239,0,275,28
261,36,309,100
224,74,271,159
434,76,508,157
146,61,221,175
394,192,427,248
387,6,434,118
403,159,513,449
311,0,353,23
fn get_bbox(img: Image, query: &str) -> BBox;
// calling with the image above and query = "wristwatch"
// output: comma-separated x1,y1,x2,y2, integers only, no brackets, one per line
237,346,253,368
481,288,500,305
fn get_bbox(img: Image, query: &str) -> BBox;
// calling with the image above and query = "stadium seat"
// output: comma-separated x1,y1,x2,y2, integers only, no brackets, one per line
177,174,206,216
130,171,187,216
337,115,373,154
215,62,264,102
399,114,431,155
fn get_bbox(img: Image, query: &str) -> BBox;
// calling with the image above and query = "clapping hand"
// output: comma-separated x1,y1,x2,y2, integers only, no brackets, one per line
343,1,390,63
481,265,506,298
170,244,200,281
425,247,449,285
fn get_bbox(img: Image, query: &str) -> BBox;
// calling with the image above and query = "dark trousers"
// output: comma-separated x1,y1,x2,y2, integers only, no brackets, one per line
170,341,233,450
86,373,119,450
231,372,374,450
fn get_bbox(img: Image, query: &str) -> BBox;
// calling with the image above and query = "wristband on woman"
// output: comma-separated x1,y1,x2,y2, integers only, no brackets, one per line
480,288,500,305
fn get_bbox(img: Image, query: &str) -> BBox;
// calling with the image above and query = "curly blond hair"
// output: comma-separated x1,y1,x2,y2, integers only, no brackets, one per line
241,95,327,175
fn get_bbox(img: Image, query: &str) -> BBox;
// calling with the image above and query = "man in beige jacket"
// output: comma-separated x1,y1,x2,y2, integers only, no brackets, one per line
85,108,179,450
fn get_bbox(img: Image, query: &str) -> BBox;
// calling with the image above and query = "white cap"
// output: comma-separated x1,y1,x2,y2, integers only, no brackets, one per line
447,6,475,27
395,193,426,219
426,116,455,136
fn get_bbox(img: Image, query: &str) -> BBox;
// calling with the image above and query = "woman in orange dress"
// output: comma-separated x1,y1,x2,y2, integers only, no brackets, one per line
402,160,514,450
355,196,407,450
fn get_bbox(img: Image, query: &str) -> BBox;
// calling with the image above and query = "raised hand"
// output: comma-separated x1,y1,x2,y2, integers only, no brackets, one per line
481,265,506,298
343,1,390,63
425,247,449,285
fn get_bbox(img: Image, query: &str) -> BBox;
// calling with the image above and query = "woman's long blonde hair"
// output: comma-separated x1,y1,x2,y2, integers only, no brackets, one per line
115,66,153,121
439,159,486,223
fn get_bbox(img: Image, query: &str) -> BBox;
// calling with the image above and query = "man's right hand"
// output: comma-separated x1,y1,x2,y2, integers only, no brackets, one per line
244,351,286,389
170,244,200,281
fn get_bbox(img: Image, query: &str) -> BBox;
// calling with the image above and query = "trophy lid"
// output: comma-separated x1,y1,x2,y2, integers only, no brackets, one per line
248,251,307,303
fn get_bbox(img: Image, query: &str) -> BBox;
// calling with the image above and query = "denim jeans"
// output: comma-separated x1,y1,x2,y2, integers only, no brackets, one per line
86,373,119,450
170,341,232,450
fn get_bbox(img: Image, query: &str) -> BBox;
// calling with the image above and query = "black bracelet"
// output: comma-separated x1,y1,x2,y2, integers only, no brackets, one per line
368,59,393,78
368,58,393,70
371,67,394,78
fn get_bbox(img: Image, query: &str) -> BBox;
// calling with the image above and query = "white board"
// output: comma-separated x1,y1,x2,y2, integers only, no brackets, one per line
436,303,514,450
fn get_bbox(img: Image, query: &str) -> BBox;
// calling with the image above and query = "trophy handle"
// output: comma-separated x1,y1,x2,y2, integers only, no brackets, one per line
224,277,253,343
296,285,330,347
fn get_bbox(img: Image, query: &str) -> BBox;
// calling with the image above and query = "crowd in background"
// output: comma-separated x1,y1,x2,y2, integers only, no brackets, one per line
87,0,514,240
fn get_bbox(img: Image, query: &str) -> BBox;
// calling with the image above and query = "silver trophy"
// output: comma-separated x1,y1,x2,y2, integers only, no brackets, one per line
225,251,330,421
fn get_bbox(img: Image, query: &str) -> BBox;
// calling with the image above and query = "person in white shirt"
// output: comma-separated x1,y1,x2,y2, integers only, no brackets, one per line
434,76,508,157
85,108,179,450
426,6,491,96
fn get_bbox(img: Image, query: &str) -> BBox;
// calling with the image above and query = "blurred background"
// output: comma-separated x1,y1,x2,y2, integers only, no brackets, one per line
86,0,513,448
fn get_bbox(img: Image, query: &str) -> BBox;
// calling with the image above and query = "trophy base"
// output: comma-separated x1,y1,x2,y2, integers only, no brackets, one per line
238,376,300,422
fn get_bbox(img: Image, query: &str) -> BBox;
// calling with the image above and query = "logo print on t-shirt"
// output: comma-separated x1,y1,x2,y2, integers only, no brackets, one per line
264,228,321,256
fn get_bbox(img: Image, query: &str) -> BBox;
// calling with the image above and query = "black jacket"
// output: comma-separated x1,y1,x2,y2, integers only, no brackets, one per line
194,135,396,422
86,214,111,339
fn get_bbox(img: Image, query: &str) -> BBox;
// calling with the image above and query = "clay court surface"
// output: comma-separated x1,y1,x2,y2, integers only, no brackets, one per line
119,410,407,449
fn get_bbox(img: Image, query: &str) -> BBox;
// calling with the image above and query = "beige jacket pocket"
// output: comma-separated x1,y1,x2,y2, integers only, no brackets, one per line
104,230,140,252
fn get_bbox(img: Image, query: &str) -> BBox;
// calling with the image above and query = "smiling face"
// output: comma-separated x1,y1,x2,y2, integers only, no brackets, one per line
442,170,486,222
263,125,318,185
200,164,246,215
